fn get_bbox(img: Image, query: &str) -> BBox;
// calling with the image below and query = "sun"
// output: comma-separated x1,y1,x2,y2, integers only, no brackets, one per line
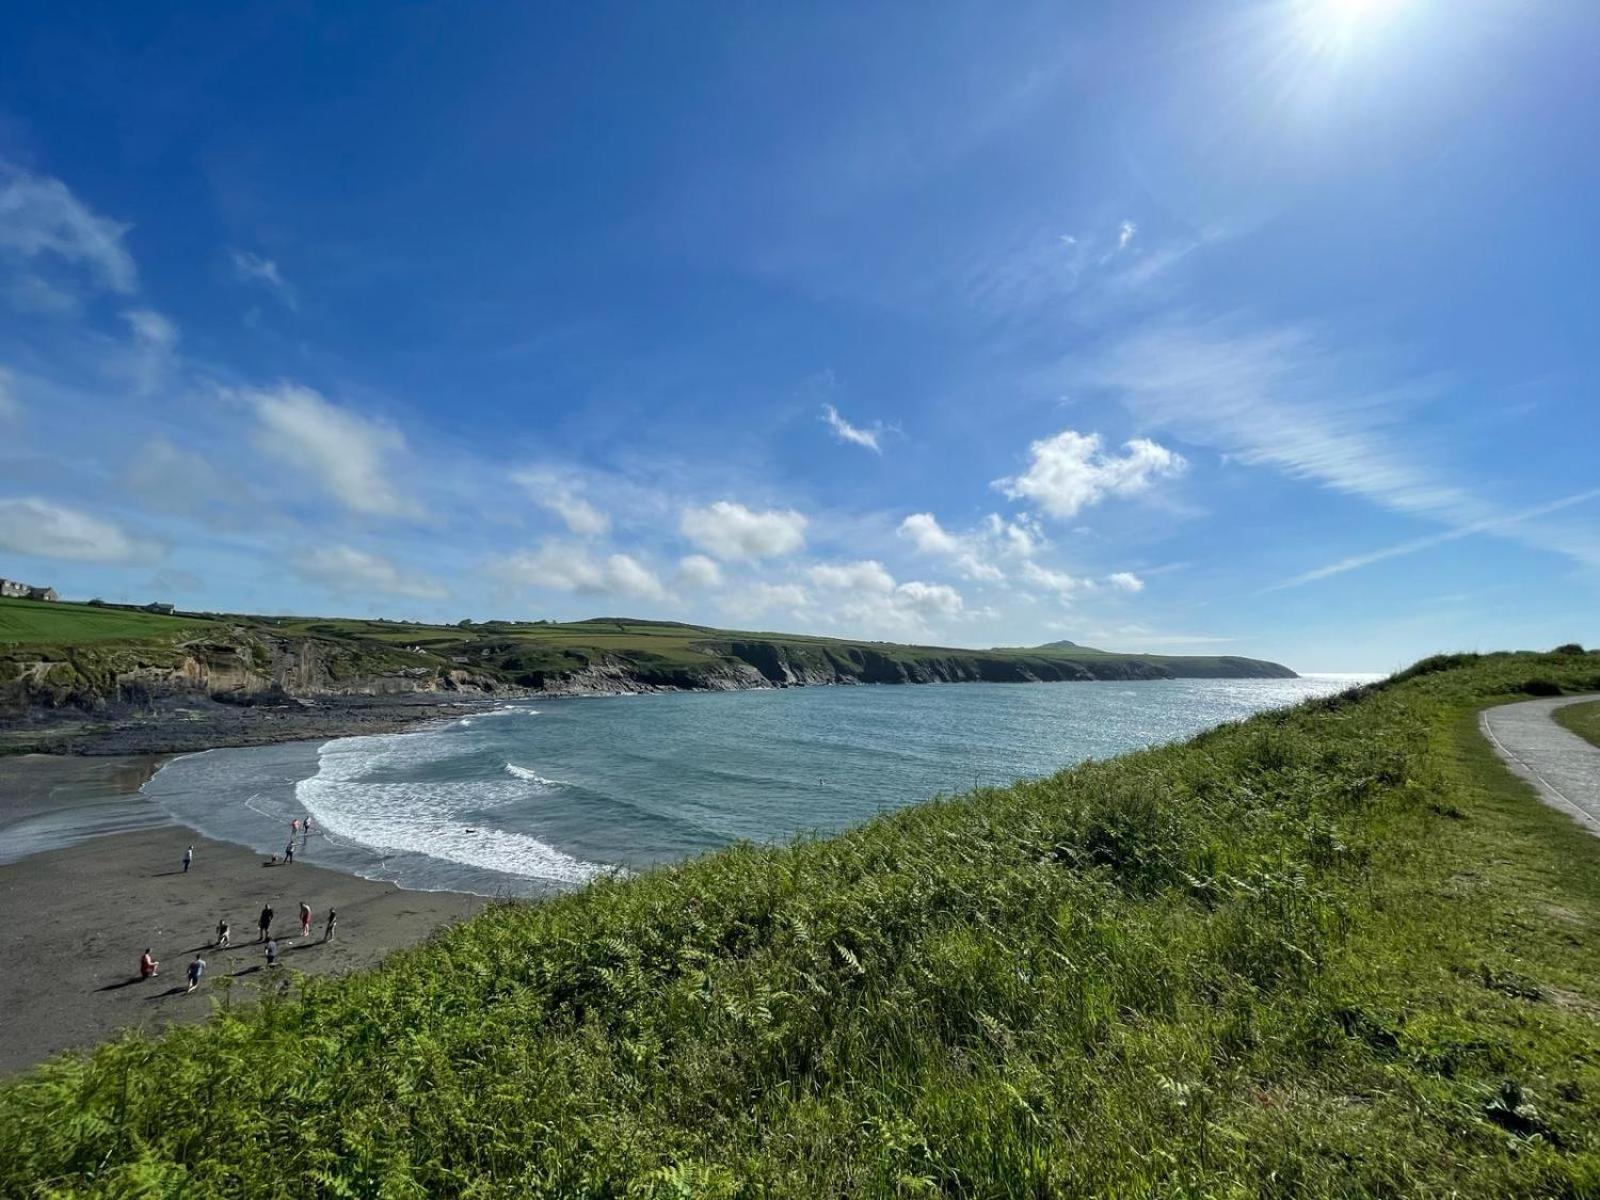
1295,0,1409,52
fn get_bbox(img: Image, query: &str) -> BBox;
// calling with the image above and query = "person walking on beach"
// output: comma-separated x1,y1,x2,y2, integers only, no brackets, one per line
284,840,295,864
291,817,300,837
186,954,206,993
265,938,279,967
216,919,231,948
140,949,158,979
323,908,338,943
182,845,193,873
304,815,314,836
258,903,274,941
299,901,312,938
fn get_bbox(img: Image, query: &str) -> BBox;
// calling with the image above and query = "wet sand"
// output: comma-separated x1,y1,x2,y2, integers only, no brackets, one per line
0,756,488,1077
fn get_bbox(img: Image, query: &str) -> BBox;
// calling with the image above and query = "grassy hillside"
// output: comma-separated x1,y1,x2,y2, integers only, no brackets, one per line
0,598,1295,703
1554,698,1600,749
3,650,1599,1196
0,597,217,645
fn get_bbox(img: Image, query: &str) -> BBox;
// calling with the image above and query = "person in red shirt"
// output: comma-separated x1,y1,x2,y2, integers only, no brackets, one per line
299,901,311,937
139,949,158,978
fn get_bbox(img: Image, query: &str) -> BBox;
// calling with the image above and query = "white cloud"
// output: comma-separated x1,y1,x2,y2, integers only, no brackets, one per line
1117,220,1137,251
808,559,896,593
821,403,884,453
898,512,962,557
891,580,964,618
896,511,1038,583
1020,560,1088,601
296,545,449,601
994,429,1185,519
675,554,724,589
0,163,137,294
493,542,665,599
680,500,807,561
513,468,611,537
229,249,297,310
0,497,161,563
1106,571,1145,593
247,384,420,518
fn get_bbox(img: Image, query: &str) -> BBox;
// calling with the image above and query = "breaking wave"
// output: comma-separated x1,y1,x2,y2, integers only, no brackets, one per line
296,731,603,886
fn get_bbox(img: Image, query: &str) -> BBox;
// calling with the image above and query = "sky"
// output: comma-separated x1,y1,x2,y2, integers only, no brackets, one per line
0,0,1595,672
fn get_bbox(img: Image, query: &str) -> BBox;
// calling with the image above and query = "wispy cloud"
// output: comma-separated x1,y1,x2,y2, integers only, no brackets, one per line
246,383,422,519
1271,488,1600,589
820,403,885,453
513,467,611,537
0,162,137,296
0,496,162,563
229,249,297,311
1072,317,1600,576
296,545,449,601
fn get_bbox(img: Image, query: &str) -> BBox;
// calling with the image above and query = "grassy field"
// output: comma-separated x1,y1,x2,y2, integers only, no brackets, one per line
1554,698,1600,748
0,598,215,646
2,650,1599,1196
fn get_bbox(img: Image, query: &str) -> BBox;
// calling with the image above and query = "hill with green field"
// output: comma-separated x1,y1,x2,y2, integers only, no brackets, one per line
0,596,1294,723
4,650,1600,1195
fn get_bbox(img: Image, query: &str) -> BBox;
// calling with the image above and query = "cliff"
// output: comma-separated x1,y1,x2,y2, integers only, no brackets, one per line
0,600,1296,731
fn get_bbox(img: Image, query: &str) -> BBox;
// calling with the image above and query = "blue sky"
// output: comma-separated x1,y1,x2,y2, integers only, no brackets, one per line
1,0,1595,671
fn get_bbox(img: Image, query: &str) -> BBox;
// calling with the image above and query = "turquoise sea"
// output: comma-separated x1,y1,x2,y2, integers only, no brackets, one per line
137,675,1375,897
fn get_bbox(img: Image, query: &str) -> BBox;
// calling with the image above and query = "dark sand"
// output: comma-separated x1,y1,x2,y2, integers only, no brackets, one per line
0,755,487,1077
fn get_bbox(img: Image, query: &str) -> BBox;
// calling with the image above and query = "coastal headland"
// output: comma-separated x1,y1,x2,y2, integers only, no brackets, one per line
1,595,1294,756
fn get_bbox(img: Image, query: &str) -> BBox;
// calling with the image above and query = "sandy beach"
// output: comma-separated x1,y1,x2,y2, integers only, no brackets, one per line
0,754,487,1077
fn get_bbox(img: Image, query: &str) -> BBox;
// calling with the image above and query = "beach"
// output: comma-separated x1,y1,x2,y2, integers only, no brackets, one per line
0,755,486,1076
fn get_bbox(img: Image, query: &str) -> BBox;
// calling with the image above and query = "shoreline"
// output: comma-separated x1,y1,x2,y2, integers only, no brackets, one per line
0,753,488,1076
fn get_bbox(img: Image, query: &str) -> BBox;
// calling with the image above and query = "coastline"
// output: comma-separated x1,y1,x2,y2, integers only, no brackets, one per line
0,753,488,1077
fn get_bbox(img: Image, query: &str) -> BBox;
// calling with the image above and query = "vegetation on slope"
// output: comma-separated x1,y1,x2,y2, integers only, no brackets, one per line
0,597,1294,722
3,652,1599,1196
1554,698,1600,749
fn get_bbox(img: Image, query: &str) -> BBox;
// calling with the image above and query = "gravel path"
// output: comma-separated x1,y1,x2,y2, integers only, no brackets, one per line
1481,694,1600,837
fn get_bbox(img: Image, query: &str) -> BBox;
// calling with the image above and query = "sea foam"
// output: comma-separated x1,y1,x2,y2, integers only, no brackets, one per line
296,730,602,886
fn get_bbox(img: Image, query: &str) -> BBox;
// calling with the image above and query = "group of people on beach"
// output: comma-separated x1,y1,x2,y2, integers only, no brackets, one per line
137,816,338,994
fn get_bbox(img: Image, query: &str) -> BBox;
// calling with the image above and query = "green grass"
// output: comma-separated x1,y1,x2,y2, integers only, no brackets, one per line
1554,698,1600,749
0,598,215,646
4,651,1600,1196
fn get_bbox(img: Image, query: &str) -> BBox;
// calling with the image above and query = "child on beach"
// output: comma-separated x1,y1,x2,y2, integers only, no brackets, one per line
299,902,311,937
216,919,231,948
324,909,338,942
140,949,158,978
265,938,279,967
186,955,206,993
182,845,193,873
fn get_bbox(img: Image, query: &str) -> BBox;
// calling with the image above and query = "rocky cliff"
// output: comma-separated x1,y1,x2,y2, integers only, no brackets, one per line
0,628,509,717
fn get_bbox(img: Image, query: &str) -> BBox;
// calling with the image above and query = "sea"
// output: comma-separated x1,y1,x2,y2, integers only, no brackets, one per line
129,675,1377,897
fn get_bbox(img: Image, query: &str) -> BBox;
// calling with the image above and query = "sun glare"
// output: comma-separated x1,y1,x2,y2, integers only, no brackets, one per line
1291,0,1410,58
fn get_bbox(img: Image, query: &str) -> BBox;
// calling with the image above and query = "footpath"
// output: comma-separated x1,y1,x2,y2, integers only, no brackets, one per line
1481,693,1600,837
